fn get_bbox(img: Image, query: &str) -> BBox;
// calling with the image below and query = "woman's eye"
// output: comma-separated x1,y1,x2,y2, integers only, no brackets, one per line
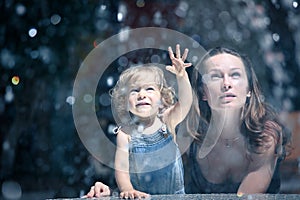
231,72,241,78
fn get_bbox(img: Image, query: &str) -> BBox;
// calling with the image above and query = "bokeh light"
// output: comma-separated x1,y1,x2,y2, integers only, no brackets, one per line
11,76,20,85
1,181,22,199
293,1,299,8
136,0,145,8
50,14,61,25
66,96,75,105
15,3,26,16
4,86,14,102
28,28,37,38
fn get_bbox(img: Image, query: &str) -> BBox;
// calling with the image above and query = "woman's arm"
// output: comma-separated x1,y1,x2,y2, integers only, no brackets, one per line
238,121,281,194
238,154,277,194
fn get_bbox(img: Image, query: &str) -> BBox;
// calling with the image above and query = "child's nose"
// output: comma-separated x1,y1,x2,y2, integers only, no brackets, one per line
138,89,146,99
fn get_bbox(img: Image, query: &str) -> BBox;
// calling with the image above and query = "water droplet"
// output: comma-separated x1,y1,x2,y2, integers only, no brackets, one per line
150,54,160,63
175,1,189,18
117,3,127,22
99,93,111,106
83,94,93,103
106,76,114,87
28,28,37,38
66,96,75,105
293,1,299,8
50,14,61,25
272,33,280,42
118,56,128,67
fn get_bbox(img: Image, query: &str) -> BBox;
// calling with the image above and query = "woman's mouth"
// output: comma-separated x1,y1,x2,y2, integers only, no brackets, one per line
220,93,236,102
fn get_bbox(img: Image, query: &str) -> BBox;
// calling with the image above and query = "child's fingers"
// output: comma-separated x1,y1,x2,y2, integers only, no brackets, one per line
168,46,175,59
94,182,110,197
129,193,135,199
176,44,181,58
184,63,192,68
120,190,149,199
120,191,128,199
182,48,189,61
135,191,150,199
165,65,176,74
84,186,95,198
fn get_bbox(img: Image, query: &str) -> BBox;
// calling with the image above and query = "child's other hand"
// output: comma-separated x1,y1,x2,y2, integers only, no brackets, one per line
82,181,111,198
166,44,192,77
120,189,150,199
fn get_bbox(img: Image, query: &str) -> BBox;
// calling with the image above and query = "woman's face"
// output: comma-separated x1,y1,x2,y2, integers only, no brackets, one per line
201,53,250,110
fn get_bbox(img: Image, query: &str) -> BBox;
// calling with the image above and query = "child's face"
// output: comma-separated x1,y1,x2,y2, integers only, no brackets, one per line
127,72,162,119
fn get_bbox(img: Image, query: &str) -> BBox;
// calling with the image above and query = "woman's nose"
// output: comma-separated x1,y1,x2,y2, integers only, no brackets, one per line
222,75,232,91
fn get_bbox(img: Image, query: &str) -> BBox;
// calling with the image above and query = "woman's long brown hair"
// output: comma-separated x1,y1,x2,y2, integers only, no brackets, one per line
187,47,291,158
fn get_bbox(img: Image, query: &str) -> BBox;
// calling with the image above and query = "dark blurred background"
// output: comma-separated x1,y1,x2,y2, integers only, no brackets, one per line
1,0,300,199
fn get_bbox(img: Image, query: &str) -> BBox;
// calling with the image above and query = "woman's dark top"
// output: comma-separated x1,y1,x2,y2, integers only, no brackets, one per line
185,141,281,194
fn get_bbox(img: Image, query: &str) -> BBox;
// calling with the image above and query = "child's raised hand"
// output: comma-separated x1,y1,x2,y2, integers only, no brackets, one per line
120,189,150,199
166,44,192,77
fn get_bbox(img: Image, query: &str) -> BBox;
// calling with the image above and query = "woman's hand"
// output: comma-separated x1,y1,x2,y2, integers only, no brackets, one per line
166,44,192,77
82,182,111,198
120,189,150,199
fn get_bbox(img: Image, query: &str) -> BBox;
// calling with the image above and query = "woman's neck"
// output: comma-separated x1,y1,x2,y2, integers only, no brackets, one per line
210,108,242,138
198,108,244,158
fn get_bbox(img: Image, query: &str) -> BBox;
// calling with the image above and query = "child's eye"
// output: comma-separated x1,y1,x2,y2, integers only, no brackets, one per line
146,87,155,91
210,73,222,80
130,88,139,93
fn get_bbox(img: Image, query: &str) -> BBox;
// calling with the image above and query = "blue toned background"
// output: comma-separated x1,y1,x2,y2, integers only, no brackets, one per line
1,0,300,199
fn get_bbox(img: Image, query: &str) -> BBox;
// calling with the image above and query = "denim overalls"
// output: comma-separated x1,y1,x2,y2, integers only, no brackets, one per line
128,125,185,194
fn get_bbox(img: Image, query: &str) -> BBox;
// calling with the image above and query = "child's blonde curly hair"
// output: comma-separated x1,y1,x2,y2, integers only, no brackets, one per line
110,64,176,126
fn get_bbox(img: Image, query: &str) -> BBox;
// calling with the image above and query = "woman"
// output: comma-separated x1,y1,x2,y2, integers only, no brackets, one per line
184,47,291,195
